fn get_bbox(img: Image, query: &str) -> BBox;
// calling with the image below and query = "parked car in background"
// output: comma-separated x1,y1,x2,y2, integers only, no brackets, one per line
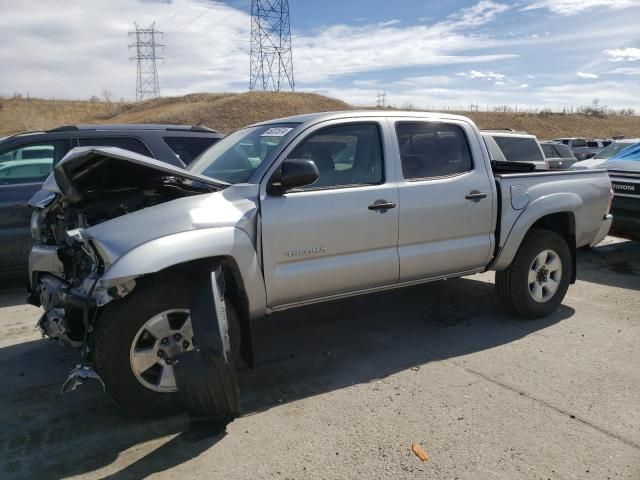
539,141,577,169
0,124,223,275
600,144,640,238
571,138,640,170
482,130,548,170
27,111,612,416
553,138,612,160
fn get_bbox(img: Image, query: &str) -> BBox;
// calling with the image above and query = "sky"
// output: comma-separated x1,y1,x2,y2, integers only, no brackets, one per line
0,0,639,110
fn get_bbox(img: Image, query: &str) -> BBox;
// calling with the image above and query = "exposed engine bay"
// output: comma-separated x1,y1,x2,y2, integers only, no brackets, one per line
28,147,222,355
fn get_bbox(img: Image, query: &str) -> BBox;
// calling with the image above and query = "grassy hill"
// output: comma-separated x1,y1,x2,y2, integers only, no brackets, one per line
1,92,638,140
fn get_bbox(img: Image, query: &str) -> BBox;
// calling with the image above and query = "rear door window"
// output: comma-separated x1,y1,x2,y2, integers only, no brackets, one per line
553,144,575,159
492,136,544,162
396,122,473,179
77,137,153,157
163,136,219,165
541,144,555,158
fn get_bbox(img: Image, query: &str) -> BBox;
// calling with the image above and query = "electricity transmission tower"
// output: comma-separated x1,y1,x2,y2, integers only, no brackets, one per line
376,91,386,108
249,0,294,92
128,22,164,101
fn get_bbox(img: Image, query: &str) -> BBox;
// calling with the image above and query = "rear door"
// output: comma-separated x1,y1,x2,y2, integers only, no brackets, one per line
260,119,400,307
0,139,71,272
392,120,495,281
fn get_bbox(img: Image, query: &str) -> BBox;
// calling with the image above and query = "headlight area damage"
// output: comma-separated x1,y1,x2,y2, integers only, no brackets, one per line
28,147,224,351
27,147,242,424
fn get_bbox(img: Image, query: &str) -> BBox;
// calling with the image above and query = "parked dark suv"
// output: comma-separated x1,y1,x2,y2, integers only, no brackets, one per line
0,124,223,274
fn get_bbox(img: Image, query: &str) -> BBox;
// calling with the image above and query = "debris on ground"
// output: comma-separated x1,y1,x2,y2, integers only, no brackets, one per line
411,443,429,461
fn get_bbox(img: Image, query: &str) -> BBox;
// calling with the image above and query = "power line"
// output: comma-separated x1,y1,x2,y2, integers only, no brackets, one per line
128,22,164,101
376,91,386,108
249,0,294,92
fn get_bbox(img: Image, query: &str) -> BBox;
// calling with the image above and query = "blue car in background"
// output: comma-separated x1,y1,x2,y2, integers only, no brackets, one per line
604,143,640,238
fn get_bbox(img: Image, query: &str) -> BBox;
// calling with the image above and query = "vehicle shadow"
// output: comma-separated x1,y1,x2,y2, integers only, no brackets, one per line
0,276,573,479
0,271,28,308
577,238,640,290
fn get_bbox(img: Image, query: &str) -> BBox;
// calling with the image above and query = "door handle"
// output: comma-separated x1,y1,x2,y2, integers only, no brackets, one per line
368,200,396,211
465,191,487,202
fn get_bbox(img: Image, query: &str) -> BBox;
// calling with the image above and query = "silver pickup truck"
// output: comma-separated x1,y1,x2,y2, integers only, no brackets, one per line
27,111,613,419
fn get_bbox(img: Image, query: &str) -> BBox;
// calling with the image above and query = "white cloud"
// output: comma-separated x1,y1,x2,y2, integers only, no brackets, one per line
394,76,452,87
520,83,529,88
494,81,505,86
377,19,401,27
605,67,640,75
458,70,506,80
522,0,639,15
577,72,599,79
604,47,640,61
305,78,640,112
446,1,510,27
0,0,249,99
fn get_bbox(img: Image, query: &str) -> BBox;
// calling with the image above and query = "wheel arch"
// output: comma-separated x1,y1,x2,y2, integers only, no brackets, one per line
493,196,579,283
97,227,267,320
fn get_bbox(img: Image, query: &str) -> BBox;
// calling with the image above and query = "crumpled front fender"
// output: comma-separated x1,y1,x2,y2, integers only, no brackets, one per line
98,227,267,319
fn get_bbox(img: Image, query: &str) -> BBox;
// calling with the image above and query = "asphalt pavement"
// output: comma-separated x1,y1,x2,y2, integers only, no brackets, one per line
0,236,638,479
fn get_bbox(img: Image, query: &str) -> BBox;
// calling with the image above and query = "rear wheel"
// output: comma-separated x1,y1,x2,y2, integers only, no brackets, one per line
496,229,571,318
93,272,239,416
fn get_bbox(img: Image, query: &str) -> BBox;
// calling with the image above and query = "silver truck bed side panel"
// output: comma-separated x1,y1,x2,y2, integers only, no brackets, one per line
492,169,611,270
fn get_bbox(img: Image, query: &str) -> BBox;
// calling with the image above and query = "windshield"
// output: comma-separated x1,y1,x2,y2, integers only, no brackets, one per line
595,142,637,159
188,124,297,184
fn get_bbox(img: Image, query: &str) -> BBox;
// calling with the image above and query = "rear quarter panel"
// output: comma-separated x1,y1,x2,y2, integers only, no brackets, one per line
493,170,611,270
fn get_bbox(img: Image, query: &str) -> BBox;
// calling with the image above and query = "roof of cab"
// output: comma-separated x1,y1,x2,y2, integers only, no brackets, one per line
249,110,477,128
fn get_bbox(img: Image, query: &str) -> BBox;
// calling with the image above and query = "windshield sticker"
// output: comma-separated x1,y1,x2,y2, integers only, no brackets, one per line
261,127,293,137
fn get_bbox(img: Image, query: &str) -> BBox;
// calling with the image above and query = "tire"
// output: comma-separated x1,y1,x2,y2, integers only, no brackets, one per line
495,229,571,319
93,271,240,417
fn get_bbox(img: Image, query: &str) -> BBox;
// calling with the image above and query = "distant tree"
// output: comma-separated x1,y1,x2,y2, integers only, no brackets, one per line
89,95,101,102
101,89,113,103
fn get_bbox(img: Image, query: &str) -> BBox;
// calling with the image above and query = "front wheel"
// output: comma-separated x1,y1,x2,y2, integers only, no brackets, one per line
92,272,240,416
496,229,571,318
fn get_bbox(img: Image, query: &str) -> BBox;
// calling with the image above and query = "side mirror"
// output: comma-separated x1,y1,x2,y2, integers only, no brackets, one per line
268,158,319,195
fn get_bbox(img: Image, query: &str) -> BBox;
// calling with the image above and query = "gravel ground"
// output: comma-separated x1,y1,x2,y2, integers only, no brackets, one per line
0,236,638,480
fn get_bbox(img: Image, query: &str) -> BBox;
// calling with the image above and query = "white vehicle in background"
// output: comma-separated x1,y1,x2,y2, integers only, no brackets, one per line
482,130,549,170
571,139,640,170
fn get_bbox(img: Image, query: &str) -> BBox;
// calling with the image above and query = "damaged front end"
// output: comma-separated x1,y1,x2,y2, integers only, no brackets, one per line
28,146,251,422
27,146,225,358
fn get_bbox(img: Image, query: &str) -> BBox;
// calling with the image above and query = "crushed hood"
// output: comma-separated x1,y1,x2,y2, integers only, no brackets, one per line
46,146,229,202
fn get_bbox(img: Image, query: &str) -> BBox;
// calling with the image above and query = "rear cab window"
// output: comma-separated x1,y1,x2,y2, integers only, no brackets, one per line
396,122,473,180
163,136,219,165
77,137,153,157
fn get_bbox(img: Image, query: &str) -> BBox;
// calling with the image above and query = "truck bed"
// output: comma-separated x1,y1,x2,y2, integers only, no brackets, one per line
491,168,612,269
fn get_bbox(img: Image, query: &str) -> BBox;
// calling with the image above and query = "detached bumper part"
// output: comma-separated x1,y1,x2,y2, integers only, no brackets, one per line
174,268,240,428
590,214,613,247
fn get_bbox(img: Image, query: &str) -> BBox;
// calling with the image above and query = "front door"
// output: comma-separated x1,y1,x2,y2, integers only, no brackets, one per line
392,120,495,281
260,121,399,307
